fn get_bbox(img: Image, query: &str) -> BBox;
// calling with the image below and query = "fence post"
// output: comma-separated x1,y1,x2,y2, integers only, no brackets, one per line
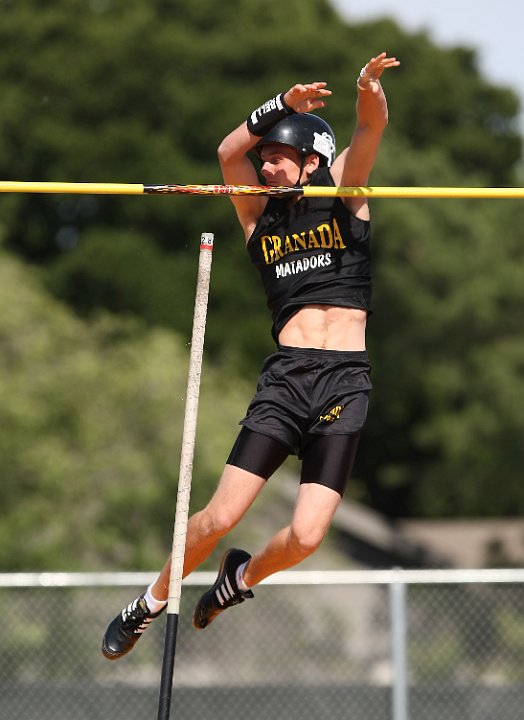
390,580,409,720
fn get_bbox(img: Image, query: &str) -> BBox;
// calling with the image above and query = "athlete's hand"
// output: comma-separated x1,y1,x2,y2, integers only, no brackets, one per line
283,82,332,114
358,52,400,90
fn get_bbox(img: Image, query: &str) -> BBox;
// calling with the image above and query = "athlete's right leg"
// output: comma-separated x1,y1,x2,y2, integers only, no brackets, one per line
150,428,290,603
192,433,361,630
102,463,266,660
153,462,268,597
192,428,291,629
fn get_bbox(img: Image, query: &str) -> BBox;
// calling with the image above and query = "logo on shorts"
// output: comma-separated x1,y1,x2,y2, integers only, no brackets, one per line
319,405,343,423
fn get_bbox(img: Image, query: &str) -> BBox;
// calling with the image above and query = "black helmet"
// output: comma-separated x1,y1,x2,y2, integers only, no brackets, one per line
256,113,336,167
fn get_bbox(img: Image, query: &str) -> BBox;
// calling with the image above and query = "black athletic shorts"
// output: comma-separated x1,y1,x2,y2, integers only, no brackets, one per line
240,345,371,455
227,345,371,495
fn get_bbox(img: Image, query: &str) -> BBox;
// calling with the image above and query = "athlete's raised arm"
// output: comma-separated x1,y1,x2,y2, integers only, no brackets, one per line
218,82,332,239
331,52,400,218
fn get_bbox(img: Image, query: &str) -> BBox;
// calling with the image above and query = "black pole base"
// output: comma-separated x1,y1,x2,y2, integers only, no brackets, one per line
157,612,180,720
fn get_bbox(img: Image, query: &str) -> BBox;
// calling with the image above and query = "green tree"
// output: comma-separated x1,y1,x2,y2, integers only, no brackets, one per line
0,248,250,570
0,0,523,523
353,139,524,517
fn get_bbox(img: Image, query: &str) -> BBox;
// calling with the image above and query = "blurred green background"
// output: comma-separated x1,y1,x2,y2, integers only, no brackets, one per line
1,0,523,571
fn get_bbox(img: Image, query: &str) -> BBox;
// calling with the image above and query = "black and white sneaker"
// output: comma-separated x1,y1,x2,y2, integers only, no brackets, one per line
193,548,254,629
102,595,165,660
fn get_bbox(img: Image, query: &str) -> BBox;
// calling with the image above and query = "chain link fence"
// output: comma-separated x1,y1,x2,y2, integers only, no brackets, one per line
2,569,524,720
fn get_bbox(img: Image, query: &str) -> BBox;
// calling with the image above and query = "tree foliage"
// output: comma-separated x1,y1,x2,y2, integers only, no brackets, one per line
0,0,523,572
0,249,250,570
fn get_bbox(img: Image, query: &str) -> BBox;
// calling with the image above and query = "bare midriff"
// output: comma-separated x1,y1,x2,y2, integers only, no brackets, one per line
277,305,367,351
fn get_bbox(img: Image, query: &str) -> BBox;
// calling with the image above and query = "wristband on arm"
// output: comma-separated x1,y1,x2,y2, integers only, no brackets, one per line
246,92,296,136
357,66,381,92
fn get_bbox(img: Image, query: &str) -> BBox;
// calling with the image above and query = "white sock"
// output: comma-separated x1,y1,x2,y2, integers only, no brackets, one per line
236,561,251,592
144,584,167,614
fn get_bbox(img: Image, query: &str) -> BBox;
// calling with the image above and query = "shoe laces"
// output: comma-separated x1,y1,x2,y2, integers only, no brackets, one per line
121,597,152,635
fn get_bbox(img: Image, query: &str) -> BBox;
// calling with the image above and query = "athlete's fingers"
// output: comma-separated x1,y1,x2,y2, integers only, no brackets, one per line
360,53,400,82
284,82,332,113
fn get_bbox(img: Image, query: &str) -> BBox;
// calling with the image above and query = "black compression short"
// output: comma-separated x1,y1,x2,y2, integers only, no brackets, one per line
227,427,361,497
226,345,371,496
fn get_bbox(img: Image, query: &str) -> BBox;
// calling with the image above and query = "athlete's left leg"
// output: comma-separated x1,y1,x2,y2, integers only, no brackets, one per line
242,481,342,587
242,432,360,587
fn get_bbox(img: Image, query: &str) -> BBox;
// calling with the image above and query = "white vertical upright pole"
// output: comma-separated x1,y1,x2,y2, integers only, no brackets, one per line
157,232,214,720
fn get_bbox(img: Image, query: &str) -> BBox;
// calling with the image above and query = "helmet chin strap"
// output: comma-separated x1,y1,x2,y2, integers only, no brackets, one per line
294,155,306,188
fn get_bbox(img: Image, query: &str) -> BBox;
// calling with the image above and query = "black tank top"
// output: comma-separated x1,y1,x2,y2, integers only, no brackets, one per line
247,166,372,341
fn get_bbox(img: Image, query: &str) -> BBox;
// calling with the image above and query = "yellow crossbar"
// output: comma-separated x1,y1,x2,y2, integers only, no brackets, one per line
0,181,144,195
0,181,524,198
